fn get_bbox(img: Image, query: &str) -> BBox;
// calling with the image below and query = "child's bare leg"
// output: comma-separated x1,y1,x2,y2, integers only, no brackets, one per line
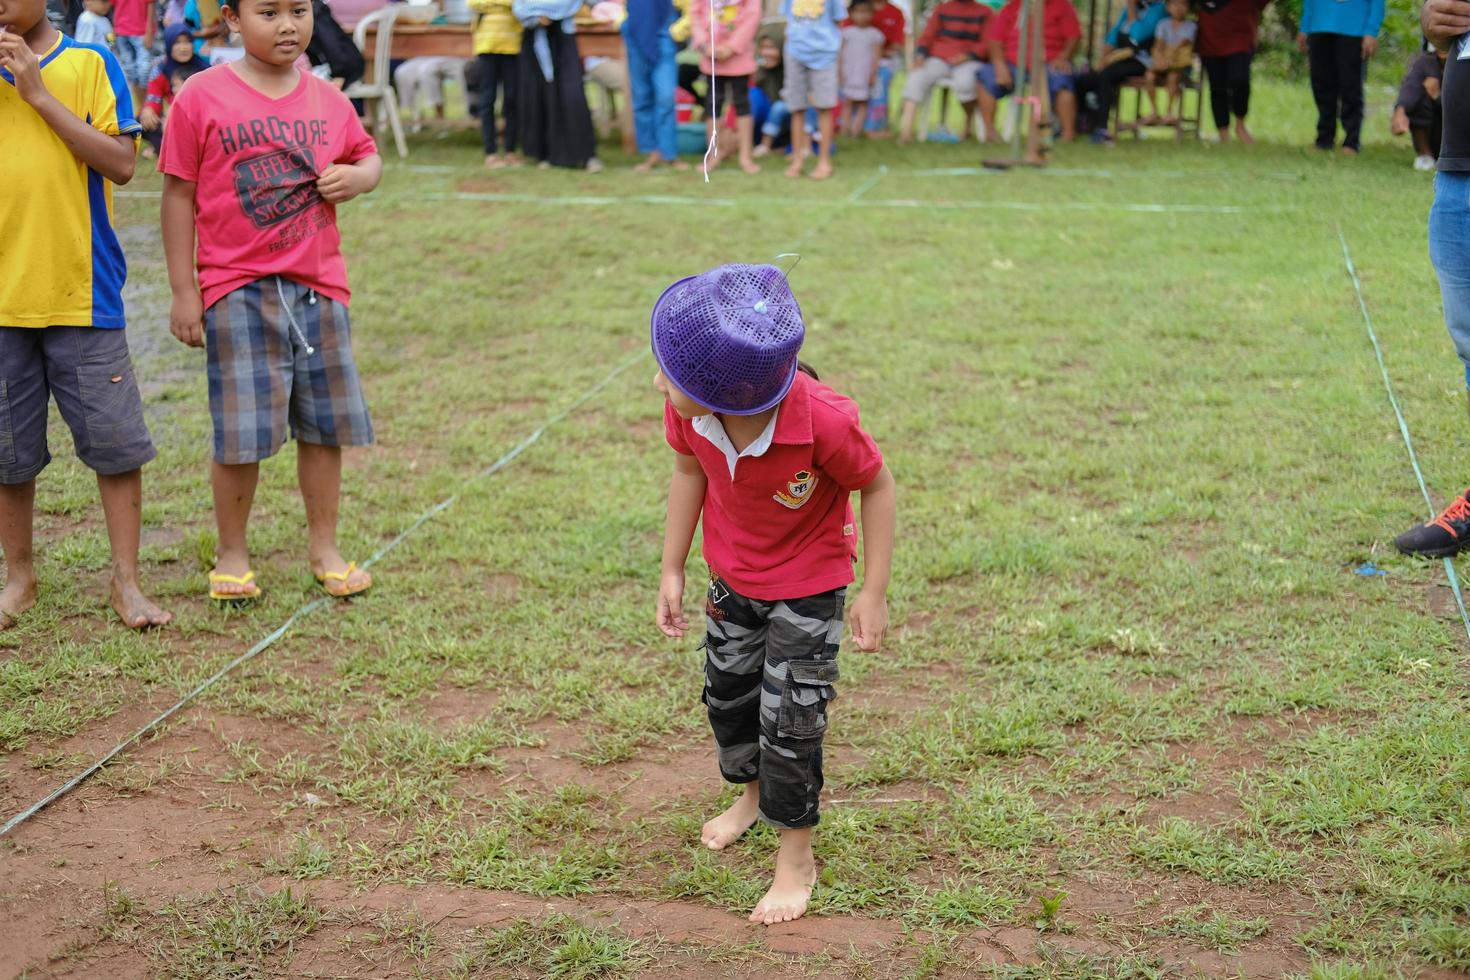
1166,72,1181,121
704,118,723,170
702,781,760,848
786,119,810,177
0,480,38,627
737,115,759,173
849,101,868,136
212,461,260,595
97,469,171,628
811,109,834,180
750,827,817,925
298,441,371,591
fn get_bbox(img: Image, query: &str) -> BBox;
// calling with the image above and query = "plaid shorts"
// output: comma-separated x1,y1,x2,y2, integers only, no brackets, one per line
204,277,374,465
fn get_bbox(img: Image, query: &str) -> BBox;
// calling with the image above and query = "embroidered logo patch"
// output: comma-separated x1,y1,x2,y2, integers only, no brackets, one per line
773,470,819,510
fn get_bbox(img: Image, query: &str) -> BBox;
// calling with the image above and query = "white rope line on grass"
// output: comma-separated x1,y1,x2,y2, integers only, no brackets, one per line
1337,228,1470,645
0,350,648,840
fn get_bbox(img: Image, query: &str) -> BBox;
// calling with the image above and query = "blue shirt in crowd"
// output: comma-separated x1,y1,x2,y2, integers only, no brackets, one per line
782,0,846,70
1105,0,1166,63
1299,0,1384,38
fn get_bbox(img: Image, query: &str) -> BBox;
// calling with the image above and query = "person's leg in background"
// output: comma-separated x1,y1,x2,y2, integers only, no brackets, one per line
1095,57,1145,140
948,61,979,141
1049,68,1077,141
479,53,504,165
1307,33,1340,149
1228,51,1254,142
624,30,662,170
1397,173,1470,555
1202,56,1230,138
1336,33,1365,153
652,32,685,169
897,58,946,142
866,58,893,135
975,61,1009,141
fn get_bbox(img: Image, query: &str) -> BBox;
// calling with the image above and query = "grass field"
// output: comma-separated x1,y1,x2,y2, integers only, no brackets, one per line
3,74,1470,978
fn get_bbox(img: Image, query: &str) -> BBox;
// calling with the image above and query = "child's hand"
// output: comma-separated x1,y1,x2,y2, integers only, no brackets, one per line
317,163,369,204
170,289,205,348
140,106,161,130
1391,105,1409,136
848,589,888,652
714,44,733,61
655,570,689,638
0,30,47,106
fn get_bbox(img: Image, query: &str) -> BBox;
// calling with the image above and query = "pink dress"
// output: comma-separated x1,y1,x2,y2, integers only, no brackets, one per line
688,0,761,76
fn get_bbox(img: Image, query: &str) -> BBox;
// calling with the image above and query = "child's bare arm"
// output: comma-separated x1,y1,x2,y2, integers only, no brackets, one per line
849,463,895,652
657,453,707,638
317,153,383,204
0,31,136,185
161,175,204,348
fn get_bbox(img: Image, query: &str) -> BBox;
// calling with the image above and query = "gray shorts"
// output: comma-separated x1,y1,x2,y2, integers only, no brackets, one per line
902,56,979,105
782,54,839,111
0,326,156,484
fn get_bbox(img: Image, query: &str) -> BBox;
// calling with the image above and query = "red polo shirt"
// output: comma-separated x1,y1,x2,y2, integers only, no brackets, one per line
665,372,884,601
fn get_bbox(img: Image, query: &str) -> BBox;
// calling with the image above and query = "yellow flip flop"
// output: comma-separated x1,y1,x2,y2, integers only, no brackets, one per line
209,569,261,602
316,562,371,599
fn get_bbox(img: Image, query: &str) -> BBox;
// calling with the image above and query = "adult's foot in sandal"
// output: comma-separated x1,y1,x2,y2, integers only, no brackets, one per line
112,578,172,629
0,575,37,630
750,830,817,925
702,784,760,850
1396,488,1470,558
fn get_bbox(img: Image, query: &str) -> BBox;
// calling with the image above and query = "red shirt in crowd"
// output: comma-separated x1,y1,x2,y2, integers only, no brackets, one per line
1197,0,1270,59
159,66,378,310
871,2,907,49
916,0,992,63
664,371,884,601
112,0,150,36
984,0,1081,65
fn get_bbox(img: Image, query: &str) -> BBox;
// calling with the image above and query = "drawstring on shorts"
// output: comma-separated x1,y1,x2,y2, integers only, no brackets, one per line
275,276,316,356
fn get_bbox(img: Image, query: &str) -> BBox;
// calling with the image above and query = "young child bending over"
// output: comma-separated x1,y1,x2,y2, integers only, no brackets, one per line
838,0,884,137
652,264,896,925
160,0,382,602
1146,0,1195,124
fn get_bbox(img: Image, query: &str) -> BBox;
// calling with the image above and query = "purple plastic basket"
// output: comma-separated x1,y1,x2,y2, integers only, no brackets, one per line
650,264,805,416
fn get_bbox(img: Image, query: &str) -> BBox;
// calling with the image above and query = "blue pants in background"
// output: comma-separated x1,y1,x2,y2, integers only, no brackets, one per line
623,27,679,160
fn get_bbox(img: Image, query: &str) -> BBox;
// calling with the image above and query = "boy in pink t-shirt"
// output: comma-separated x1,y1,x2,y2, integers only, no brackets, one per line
159,0,382,603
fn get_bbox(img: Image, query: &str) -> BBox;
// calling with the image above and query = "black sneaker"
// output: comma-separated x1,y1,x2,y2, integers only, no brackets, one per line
1395,489,1470,558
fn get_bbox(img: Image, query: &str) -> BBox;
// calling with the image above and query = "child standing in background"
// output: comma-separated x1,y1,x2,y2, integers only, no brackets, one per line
1145,0,1195,124
110,0,155,114
623,0,686,172
838,0,884,137
781,0,844,179
469,0,522,168
75,0,115,47
652,264,896,926
689,0,760,173
160,0,383,603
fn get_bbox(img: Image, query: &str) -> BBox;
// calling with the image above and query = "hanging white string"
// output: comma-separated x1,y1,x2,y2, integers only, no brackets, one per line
702,0,717,182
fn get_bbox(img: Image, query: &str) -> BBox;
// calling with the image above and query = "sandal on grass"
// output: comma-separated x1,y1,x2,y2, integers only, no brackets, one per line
209,570,262,602
316,562,371,599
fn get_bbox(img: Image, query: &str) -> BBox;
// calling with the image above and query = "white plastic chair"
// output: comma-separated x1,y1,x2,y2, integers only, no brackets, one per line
347,5,409,159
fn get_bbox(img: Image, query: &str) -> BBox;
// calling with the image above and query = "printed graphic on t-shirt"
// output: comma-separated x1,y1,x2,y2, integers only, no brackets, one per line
234,146,322,232
790,0,826,19
219,116,333,249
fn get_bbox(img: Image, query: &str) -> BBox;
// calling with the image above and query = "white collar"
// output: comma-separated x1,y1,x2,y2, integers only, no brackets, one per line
692,409,779,479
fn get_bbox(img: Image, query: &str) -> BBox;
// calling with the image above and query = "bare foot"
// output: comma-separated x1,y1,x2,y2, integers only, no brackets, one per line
111,578,172,630
753,143,771,158
750,845,817,925
1235,121,1254,144
1341,146,1359,156
484,153,505,170
739,159,760,175
670,159,691,171
810,161,832,181
784,155,806,178
702,789,760,849
504,152,524,168
0,575,37,629
868,129,893,140
634,152,662,173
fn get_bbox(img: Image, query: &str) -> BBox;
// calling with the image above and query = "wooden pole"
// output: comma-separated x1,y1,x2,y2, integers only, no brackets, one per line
1023,0,1046,164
